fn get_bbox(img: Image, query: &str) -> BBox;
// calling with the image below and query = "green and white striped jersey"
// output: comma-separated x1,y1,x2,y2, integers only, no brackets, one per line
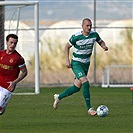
68,30,102,63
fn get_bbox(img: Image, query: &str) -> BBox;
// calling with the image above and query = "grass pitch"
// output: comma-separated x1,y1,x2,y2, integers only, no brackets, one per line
0,87,132,133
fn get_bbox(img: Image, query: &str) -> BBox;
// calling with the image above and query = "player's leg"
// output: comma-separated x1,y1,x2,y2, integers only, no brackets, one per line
73,62,92,111
78,62,96,116
80,77,96,116
0,86,12,115
53,79,81,110
59,79,81,99
53,61,82,110
81,78,91,109
79,77,92,110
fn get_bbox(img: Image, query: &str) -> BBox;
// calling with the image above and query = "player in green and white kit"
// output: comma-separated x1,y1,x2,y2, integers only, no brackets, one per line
53,18,108,116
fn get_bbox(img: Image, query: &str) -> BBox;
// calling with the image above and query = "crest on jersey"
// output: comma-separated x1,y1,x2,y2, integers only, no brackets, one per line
9,58,14,63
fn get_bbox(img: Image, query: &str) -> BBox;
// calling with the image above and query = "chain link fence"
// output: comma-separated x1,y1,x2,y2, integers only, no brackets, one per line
1,0,132,87
38,1,132,86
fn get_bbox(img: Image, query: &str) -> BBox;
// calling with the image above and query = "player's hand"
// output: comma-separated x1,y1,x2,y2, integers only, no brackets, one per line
103,45,108,51
7,81,16,92
66,60,71,68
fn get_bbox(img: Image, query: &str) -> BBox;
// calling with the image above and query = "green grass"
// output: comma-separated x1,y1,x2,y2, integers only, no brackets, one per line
0,87,132,133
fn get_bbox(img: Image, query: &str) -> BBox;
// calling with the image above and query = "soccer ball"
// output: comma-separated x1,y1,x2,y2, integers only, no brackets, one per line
96,105,109,117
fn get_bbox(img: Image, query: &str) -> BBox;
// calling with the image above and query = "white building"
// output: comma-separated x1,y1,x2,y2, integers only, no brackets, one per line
5,20,35,64
40,20,81,53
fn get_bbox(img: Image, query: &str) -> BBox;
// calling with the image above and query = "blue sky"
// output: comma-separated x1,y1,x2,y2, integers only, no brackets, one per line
4,0,132,21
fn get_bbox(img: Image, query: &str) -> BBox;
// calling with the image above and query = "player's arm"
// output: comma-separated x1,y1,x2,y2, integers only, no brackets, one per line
98,40,108,51
14,67,28,84
7,67,28,92
65,42,72,68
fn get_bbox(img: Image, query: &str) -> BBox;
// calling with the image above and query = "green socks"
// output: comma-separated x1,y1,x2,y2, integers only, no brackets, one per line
58,81,91,110
59,85,80,100
82,81,91,110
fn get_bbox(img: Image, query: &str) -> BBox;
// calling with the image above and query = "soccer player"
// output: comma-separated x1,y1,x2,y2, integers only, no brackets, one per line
0,34,28,115
53,18,108,116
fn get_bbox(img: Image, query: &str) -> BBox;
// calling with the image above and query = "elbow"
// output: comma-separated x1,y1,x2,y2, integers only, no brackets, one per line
24,68,28,77
25,69,28,76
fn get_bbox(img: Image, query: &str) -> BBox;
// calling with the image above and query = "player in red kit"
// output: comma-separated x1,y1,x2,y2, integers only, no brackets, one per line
0,34,28,115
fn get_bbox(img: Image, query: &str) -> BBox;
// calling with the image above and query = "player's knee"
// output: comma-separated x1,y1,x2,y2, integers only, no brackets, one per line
80,76,88,84
74,79,82,88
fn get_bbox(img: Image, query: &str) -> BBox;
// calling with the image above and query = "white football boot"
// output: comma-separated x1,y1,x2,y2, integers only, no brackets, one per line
88,107,97,116
53,94,60,110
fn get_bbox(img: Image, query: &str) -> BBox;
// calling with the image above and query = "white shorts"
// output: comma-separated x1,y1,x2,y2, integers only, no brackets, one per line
0,86,12,109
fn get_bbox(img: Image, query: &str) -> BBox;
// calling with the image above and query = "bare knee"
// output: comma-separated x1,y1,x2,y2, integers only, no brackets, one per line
79,76,88,84
74,77,88,88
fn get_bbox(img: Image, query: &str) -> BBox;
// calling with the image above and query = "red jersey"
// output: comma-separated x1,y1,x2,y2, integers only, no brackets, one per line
0,50,26,90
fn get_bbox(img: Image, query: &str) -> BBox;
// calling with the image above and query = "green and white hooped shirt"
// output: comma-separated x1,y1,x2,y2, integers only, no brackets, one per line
68,30,102,64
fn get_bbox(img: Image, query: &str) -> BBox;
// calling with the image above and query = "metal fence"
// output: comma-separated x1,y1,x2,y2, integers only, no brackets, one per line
38,0,132,86
1,0,133,87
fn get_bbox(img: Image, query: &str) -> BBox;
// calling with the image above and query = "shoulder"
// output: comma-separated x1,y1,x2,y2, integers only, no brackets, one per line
0,50,6,53
13,50,24,60
14,50,22,56
69,31,82,45
70,31,82,39
0,50,6,56
90,30,99,35
89,30,101,39
74,31,82,36
14,51,25,64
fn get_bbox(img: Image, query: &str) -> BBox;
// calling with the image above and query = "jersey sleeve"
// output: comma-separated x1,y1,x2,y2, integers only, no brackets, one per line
18,56,26,70
96,32,102,43
68,34,77,46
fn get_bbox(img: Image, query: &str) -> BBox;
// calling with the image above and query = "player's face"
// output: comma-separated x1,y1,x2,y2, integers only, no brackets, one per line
82,20,92,35
6,37,18,53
